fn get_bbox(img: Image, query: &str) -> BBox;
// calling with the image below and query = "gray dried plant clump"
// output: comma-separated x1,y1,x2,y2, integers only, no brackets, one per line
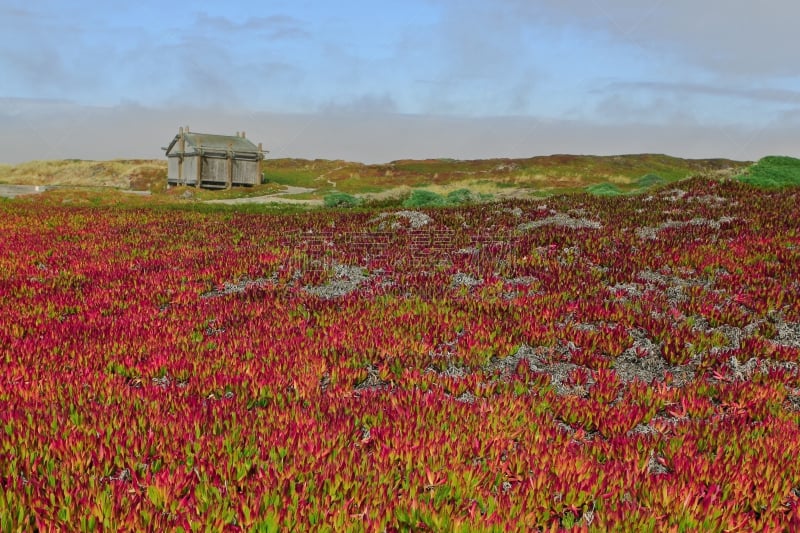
635,217,736,240
200,277,272,299
304,263,371,299
516,213,602,232
775,322,800,348
450,272,483,288
370,210,433,230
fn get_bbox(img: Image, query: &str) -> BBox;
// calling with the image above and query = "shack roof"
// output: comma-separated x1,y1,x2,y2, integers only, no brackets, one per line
164,131,262,156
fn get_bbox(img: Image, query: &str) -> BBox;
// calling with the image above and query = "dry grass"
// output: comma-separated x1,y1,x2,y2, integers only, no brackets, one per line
354,179,537,204
355,185,414,202
607,175,636,185
0,159,166,189
0,154,751,208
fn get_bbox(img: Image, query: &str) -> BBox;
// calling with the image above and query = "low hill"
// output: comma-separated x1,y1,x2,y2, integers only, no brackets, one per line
0,159,167,190
261,153,749,196
0,154,750,200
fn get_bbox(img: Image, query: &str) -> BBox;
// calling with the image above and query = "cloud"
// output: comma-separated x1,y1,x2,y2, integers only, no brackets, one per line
1,99,797,165
589,80,800,130
492,0,800,78
601,81,800,105
0,3,316,109
1,46,67,88
407,2,547,115
421,0,800,98
779,107,800,124
193,13,310,40
591,92,697,126
319,94,399,114
0,6,74,96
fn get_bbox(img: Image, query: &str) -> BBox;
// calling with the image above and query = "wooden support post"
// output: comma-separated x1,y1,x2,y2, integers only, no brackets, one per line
226,143,233,190
257,142,263,185
195,144,202,188
178,127,185,185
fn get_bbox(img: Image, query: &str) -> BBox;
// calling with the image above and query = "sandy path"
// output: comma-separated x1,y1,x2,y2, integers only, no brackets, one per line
0,185,48,198
204,185,323,206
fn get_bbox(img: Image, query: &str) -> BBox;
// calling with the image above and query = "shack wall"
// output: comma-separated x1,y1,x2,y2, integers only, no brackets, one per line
198,155,260,187
180,156,199,186
167,157,181,183
202,157,227,184
234,159,260,186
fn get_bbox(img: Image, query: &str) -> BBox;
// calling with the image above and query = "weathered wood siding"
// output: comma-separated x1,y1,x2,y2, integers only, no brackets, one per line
198,155,260,187
181,156,199,186
234,159,260,186
167,155,199,186
167,157,182,184
202,157,227,184
168,155,259,187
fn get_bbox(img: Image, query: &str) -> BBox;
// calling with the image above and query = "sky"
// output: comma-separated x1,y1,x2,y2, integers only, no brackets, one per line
1,0,799,164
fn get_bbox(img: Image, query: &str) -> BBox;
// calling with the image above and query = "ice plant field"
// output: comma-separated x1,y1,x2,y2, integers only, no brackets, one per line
2,177,800,531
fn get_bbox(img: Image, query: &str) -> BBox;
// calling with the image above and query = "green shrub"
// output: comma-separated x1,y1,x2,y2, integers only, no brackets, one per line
402,190,448,208
736,156,800,188
586,183,623,196
446,188,473,204
637,173,665,188
741,177,781,188
323,192,362,208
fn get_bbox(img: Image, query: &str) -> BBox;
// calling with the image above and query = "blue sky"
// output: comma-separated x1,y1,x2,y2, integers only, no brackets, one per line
1,0,799,163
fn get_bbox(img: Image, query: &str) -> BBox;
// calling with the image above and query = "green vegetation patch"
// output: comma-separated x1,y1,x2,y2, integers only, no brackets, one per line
585,183,624,196
737,156,800,188
403,190,449,208
398,188,494,208
637,173,666,188
324,192,362,208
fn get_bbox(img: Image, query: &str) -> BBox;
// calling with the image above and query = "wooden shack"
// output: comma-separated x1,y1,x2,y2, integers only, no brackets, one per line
163,127,266,189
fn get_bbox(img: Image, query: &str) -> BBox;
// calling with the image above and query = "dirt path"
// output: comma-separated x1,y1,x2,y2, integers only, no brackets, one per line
204,185,323,206
316,166,345,189
0,185,47,198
